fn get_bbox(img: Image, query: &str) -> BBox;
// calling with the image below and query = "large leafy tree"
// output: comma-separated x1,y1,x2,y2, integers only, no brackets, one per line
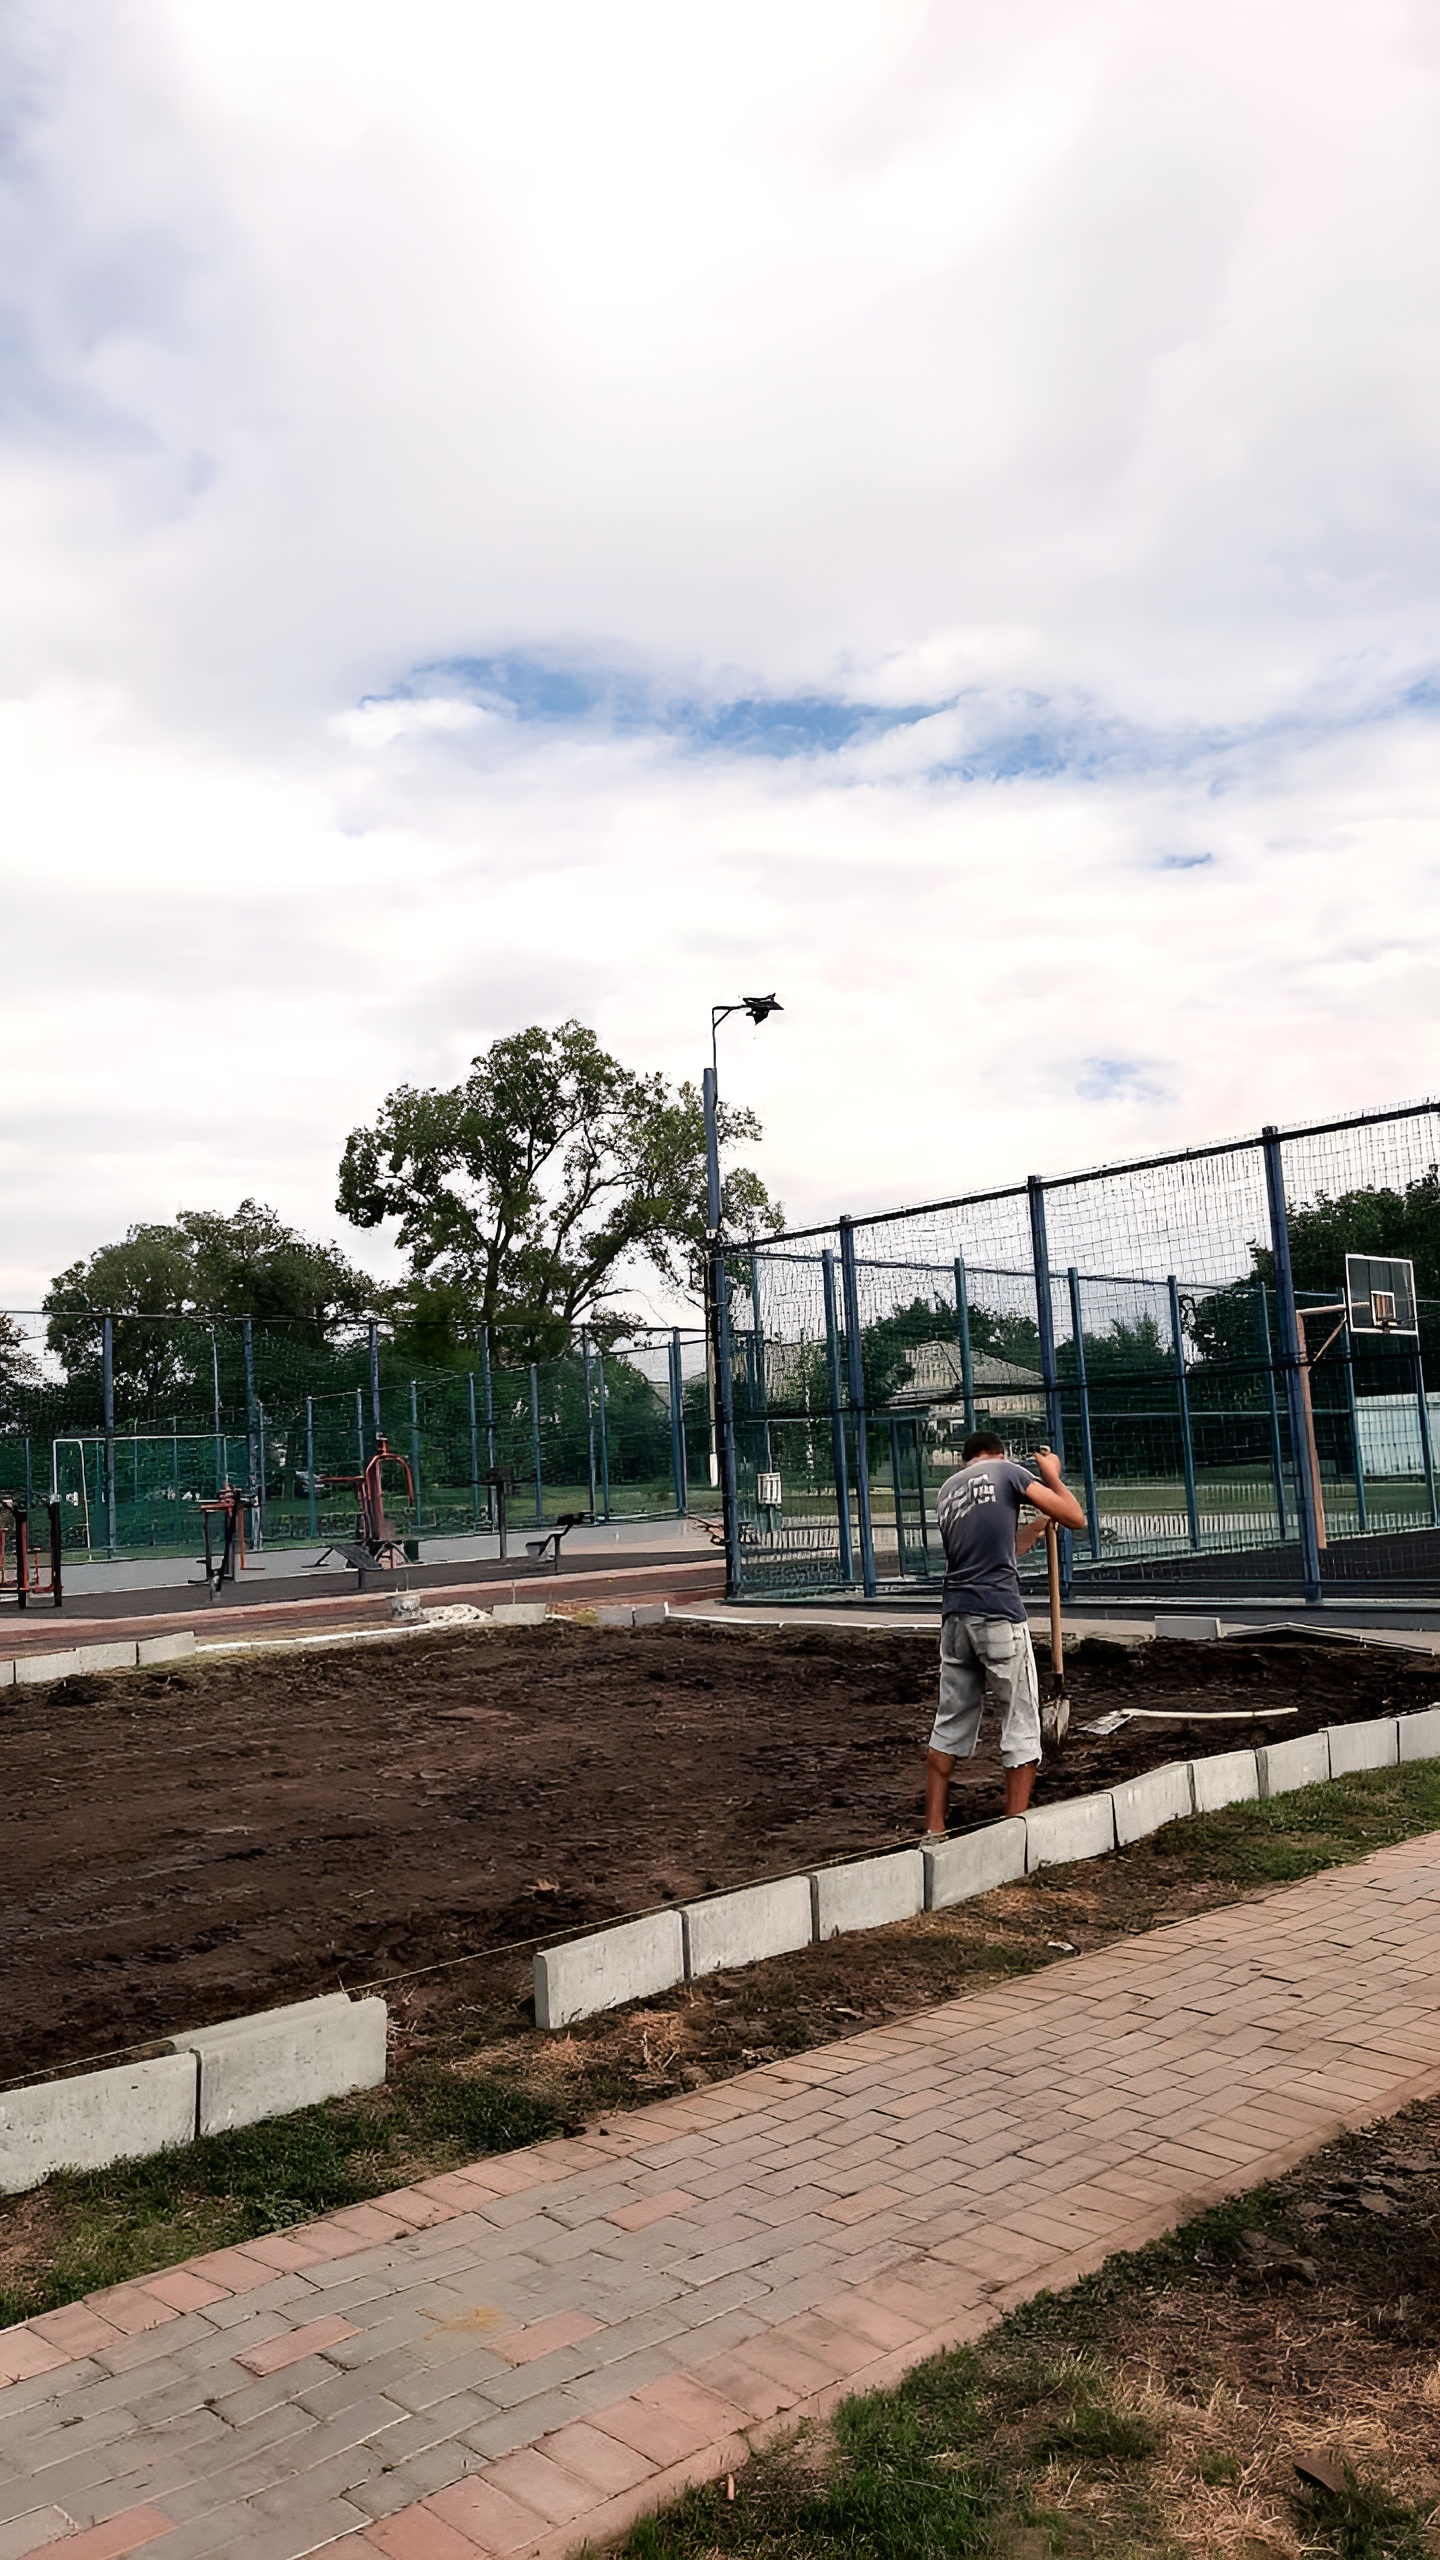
338,1021,782,1363
0,1315,41,1433
44,1202,377,1420
1256,1169,1440,1299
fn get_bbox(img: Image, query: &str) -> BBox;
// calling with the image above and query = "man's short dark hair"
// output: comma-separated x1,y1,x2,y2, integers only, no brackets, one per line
962,1430,1006,1461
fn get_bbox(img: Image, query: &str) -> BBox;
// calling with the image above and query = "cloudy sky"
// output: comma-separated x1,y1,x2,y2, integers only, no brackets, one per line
4,0,1439,1309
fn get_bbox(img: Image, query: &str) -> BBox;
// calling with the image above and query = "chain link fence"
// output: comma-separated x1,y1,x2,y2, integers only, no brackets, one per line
0,1314,713,1561
713,1102,1440,1606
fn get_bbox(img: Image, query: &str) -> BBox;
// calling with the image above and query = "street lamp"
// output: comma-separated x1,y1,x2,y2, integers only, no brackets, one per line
702,995,782,1584
703,995,782,1235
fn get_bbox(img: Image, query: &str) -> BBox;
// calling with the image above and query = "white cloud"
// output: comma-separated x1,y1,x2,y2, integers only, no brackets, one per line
3,0,1440,1302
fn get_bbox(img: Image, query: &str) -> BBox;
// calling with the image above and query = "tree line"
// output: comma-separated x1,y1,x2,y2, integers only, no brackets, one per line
0,1021,783,1434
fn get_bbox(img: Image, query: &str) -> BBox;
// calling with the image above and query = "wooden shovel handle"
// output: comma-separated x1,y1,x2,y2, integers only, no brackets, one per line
1045,1521,1064,1688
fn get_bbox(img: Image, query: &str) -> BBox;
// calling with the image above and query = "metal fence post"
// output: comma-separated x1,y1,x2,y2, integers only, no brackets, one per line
713,1243,742,1595
582,1333,598,1515
668,1329,687,1514
482,1327,496,1514
368,1318,382,1450
953,1256,976,1433
1416,1344,1438,1527
409,1378,423,1536
354,1387,365,1472
597,1347,611,1519
1255,1283,1288,1541
242,1318,257,1509
257,1402,267,1535
306,1397,318,1539
210,1327,223,1495
749,1260,773,1467
1067,1267,1101,1561
1168,1276,1201,1549
1026,1177,1070,1595
822,1247,854,1584
1262,1125,1322,1603
838,1216,877,1597
467,1372,480,1527
102,1315,117,1559
529,1363,543,1524
1342,1330,1368,1532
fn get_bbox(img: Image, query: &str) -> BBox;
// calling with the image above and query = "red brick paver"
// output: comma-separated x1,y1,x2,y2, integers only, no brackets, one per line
4,1830,1440,2557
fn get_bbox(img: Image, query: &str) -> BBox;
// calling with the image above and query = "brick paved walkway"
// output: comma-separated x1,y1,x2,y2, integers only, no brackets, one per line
5,1832,1440,2560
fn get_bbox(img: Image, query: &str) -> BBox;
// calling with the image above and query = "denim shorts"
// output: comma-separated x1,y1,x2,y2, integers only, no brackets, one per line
929,1615,1042,1769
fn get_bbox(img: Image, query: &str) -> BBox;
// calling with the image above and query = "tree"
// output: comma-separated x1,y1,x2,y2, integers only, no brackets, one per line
44,1202,378,1422
1253,1168,1440,1300
0,1315,41,1434
338,1021,783,1363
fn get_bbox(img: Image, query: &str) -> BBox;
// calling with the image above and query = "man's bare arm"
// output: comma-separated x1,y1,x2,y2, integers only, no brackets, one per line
1023,1449,1087,1533
1016,1516,1049,1558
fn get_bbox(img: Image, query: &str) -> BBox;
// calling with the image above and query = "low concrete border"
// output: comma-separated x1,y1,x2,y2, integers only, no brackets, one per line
1112,1762,1194,1847
4,1631,199,1685
923,1819,1026,1909
683,1877,813,1978
168,1994,388,2136
531,1701,1440,2026
812,1849,924,1942
1258,1731,1331,1797
0,2055,198,2197
534,1912,685,2029
0,1991,389,2199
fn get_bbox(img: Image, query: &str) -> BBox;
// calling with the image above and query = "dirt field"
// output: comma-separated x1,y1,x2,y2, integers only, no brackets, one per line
2,1619,1436,2088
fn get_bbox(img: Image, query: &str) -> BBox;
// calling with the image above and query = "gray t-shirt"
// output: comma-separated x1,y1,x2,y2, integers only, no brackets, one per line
936,1459,1037,1622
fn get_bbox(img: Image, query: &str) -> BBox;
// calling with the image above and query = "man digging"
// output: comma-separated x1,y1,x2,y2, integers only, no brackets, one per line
923,1431,1087,1837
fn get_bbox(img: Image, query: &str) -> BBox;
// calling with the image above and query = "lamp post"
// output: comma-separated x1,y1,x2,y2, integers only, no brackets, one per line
703,996,782,1594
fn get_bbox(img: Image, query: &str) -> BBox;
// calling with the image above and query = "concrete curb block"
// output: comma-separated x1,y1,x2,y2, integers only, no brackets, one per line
1112,1763,1195,1847
0,1992,389,2196
1025,1792,1117,1871
168,1994,387,2135
491,1603,551,1626
137,1630,197,1666
528,1703,1440,2027
71,1640,141,1674
0,2055,198,2196
812,1851,924,1942
1399,1705,1440,1762
12,1650,81,1685
534,1912,685,2029
4,1632,201,1683
683,1878,814,1978
1189,1747,1260,1812
1328,1717,1400,1776
923,1820,1027,1910
1258,1732,1331,1797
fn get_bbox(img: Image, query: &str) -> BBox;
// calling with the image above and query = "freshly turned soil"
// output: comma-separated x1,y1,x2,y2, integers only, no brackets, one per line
1,1620,1435,2084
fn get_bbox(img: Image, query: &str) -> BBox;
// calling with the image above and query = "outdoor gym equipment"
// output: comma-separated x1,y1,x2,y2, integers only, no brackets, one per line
312,1436,416,1587
197,1487,248,1600
525,1510,590,1572
0,1495,64,1611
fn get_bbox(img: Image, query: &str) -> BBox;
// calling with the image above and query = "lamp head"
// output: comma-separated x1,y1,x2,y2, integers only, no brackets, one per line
741,993,783,1025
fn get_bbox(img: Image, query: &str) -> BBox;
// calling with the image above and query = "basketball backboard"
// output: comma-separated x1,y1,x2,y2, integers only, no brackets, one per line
1345,1252,1418,1335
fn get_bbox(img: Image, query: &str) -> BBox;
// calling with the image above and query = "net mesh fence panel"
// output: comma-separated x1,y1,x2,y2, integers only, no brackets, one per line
0,1312,710,1560
719,1101,1440,1602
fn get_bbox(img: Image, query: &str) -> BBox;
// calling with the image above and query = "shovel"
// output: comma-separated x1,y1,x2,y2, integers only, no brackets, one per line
1040,1520,1070,1750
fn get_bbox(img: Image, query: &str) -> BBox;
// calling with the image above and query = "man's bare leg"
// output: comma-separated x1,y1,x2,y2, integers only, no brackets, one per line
1004,1760,1038,1817
924,1747,955,1837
